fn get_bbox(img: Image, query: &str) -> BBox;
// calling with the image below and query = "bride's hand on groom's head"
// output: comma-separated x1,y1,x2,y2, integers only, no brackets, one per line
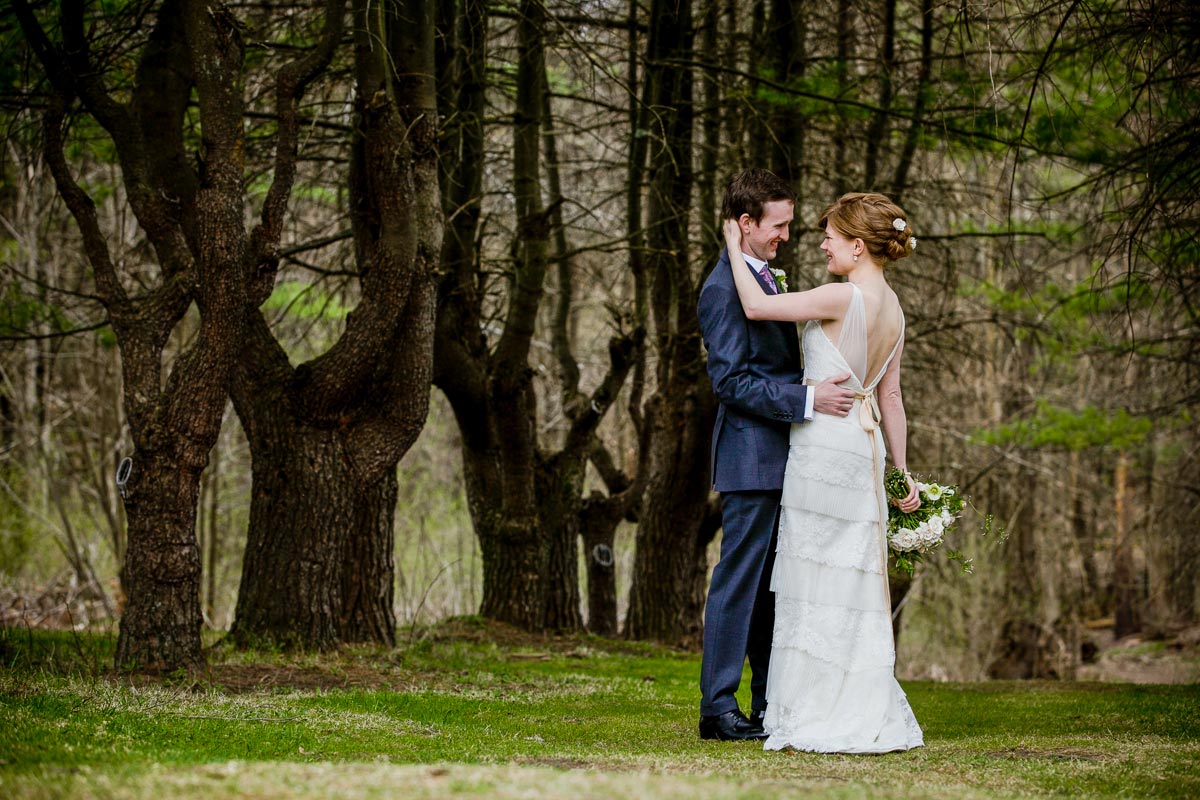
723,218,742,249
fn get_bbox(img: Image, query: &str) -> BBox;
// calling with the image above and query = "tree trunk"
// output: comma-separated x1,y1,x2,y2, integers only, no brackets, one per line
832,0,853,194
764,0,808,182
626,388,715,645
1069,451,1101,614
449,0,551,631
538,454,585,632
581,498,620,637
891,0,933,199
231,418,397,649
1148,428,1199,629
340,471,398,643
448,384,611,642
987,468,1057,679
888,567,912,642
763,0,809,278
863,0,895,189
202,439,221,625
114,449,205,671
624,0,710,646
1112,451,1140,639
697,0,719,241
458,395,544,628
230,206,437,650
539,51,584,635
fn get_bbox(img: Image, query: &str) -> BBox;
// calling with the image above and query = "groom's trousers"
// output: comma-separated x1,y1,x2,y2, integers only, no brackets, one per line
699,489,780,717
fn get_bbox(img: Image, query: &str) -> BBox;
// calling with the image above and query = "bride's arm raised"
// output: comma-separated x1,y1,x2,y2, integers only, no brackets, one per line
877,340,920,513
724,219,851,322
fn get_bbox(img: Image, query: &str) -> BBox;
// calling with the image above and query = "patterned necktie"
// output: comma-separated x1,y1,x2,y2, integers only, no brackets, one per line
757,264,778,294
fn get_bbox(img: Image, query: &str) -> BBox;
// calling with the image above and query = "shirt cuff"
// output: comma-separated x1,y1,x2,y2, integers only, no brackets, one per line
803,387,815,421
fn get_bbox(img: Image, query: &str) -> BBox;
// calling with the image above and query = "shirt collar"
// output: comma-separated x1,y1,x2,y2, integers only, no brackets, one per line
740,250,768,271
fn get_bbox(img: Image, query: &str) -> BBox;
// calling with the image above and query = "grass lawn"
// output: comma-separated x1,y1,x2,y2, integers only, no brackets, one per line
2,619,1198,799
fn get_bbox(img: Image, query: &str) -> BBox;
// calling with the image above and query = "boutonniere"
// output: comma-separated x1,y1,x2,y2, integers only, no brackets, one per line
769,268,789,293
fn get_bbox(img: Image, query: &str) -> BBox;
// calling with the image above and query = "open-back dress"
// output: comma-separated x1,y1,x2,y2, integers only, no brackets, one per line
763,282,924,754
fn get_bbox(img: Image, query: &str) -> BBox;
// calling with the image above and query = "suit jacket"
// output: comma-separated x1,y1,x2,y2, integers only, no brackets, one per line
698,249,808,492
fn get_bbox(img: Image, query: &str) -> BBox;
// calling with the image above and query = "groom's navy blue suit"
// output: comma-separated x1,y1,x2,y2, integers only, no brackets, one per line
697,248,809,718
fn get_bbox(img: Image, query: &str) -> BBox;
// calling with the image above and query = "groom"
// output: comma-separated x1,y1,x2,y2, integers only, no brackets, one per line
696,169,853,741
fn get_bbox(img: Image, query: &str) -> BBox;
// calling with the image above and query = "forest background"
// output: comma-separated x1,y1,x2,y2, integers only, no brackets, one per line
0,0,1196,680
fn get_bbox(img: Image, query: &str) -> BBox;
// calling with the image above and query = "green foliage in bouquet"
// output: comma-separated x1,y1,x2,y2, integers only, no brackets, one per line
884,467,974,577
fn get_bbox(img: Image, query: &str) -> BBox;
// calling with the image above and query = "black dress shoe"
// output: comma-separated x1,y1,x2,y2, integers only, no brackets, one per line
748,708,766,733
699,709,769,741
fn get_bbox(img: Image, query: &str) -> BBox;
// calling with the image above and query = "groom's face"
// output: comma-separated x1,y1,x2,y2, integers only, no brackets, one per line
740,199,794,262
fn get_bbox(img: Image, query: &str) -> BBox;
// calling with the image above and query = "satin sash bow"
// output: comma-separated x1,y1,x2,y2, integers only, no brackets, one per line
857,390,881,432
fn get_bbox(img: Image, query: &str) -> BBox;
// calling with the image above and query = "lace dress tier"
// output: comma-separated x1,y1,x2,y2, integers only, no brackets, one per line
763,283,923,754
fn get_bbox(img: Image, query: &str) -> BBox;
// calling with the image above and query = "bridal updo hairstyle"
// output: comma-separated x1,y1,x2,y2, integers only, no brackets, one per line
818,192,915,264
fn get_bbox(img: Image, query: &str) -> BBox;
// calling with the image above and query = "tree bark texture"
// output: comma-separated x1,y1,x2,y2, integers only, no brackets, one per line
831,0,854,193
580,498,620,637
862,0,895,189
537,454,585,632
535,330,638,631
625,394,715,646
460,410,544,628
114,449,205,671
890,0,933,199
457,0,552,630
231,405,397,649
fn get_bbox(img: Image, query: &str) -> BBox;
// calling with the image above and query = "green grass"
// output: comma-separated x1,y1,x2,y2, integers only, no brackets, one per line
1,622,1198,799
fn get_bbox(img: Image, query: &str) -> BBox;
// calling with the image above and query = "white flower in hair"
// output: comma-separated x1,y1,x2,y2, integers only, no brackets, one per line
909,235,917,250
892,218,906,232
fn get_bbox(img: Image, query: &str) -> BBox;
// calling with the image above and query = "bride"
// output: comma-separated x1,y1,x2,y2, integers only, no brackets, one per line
723,191,925,754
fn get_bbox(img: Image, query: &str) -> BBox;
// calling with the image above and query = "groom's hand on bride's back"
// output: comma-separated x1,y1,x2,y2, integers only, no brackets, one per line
812,373,855,417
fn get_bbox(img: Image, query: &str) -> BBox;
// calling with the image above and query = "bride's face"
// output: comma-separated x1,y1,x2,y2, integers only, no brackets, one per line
820,223,858,275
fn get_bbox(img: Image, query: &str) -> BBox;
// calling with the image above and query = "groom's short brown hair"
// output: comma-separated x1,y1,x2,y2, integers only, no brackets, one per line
720,169,796,223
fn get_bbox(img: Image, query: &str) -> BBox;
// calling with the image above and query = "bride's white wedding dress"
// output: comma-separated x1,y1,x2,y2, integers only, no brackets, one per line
763,283,924,754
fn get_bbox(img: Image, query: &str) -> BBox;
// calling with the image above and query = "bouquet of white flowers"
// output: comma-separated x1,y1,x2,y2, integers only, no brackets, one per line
884,467,973,577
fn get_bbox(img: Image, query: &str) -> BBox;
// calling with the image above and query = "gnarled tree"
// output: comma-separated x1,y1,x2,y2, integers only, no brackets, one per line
229,0,440,650
12,0,335,670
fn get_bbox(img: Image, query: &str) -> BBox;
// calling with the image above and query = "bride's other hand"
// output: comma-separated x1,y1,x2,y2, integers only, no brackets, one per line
893,473,920,512
723,218,742,251
812,373,855,417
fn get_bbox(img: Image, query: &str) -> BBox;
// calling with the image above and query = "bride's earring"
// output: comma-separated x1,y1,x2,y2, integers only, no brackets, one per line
853,254,859,262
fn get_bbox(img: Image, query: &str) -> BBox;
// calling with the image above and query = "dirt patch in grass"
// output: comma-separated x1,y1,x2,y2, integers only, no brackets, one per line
985,746,1107,762
93,651,434,695
423,616,690,658
513,756,601,770
202,663,403,693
